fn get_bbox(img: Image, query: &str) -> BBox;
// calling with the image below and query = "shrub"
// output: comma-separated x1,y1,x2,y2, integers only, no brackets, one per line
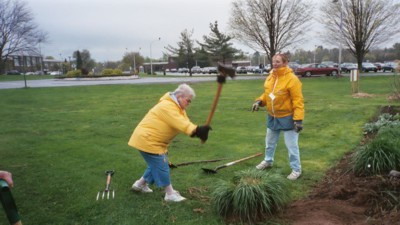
363,113,400,134
101,69,114,76
112,69,123,75
66,70,82,77
212,169,289,223
354,124,400,176
101,69,122,76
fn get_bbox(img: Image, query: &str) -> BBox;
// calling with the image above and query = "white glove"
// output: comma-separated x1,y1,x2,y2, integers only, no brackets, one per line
251,101,262,112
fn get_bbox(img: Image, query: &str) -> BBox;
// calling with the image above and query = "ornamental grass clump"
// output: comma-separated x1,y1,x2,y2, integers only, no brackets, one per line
354,124,400,176
211,169,289,223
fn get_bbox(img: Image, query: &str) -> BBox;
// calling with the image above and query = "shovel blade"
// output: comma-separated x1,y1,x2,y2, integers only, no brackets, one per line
202,168,217,174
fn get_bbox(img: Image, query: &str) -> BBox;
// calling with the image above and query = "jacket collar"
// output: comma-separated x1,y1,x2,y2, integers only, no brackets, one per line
271,66,292,77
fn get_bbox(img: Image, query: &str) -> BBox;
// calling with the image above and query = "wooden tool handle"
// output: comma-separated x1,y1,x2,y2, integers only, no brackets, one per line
224,153,263,166
175,158,227,167
205,83,223,126
105,174,111,191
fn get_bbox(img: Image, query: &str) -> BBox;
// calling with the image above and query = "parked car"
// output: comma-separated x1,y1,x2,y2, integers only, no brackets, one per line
374,63,385,71
191,66,202,74
382,62,398,72
263,65,271,74
236,66,247,74
288,62,301,70
178,68,189,73
340,63,357,73
202,67,218,74
321,61,338,68
50,71,62,75
361,63,378,72
25,72,35,75
246,66,259,73
6,70,21,75
295,63,339,77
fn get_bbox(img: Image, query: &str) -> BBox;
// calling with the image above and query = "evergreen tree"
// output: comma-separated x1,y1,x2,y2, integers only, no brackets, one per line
75,50,83,70
165,29,196,76
198,21,239,64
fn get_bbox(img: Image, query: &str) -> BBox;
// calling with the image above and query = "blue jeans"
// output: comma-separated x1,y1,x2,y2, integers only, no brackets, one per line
264,128,301,172
139,151,171,187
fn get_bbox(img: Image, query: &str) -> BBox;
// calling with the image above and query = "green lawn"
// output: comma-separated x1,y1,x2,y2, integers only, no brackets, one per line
0,76,398,224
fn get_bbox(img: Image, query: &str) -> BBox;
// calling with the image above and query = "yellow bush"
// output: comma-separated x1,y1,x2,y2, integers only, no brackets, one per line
66,70,82,77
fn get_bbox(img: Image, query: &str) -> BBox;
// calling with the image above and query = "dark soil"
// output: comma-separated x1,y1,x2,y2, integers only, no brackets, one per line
280,106,400,225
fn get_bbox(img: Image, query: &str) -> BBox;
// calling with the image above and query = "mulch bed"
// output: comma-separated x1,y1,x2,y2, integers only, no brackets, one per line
279,105,400,225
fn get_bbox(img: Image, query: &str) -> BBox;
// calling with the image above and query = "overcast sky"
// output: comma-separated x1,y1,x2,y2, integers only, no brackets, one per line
26,0,396,62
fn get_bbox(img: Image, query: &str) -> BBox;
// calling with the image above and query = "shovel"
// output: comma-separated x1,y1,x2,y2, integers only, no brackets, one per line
202,153,262,174
96,170,115,200
169,158,227,169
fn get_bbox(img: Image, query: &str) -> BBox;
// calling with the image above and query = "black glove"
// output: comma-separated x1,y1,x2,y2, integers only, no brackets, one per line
252,100,262,112
217,75,226,84
191,125,212,142
294,120,303,133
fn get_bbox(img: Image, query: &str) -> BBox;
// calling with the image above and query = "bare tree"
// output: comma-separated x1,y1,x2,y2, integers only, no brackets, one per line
0,0,47,73
165,29,196,76
229,0,313,65
320,0,400,70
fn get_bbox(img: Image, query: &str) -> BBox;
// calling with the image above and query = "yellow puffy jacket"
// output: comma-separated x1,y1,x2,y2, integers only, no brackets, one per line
255,66,304,120
128,92,197,154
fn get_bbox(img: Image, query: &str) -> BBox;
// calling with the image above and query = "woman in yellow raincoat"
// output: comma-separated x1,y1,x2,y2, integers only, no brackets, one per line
252,53,304,180
128,84,211,202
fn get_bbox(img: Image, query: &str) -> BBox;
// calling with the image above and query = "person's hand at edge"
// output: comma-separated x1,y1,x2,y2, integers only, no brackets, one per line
0,170,14,187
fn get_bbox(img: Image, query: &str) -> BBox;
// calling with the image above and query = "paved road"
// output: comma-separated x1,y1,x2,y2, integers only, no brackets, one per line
0,75,265,90
0,72,395,90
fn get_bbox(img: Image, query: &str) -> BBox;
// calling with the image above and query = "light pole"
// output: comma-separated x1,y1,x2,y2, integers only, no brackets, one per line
150,37,161,75
333,0,344,76
38,38,43,73
59,53,63,74
313,45,317,64
133,47,141,74
20,51,27,88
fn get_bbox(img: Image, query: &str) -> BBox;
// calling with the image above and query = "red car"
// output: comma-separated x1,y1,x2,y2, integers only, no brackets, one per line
295,63,339,77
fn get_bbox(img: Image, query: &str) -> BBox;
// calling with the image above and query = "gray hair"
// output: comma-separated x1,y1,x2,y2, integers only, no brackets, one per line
173,83,196,99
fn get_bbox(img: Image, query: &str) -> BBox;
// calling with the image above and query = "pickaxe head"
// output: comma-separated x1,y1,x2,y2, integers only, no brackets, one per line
105,170,114,176
217,63,236,79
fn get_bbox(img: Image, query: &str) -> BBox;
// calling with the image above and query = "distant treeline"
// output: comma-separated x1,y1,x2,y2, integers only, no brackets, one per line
287,43,400,64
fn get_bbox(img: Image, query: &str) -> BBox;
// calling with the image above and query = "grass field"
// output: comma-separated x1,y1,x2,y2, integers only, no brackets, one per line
0,75,398,224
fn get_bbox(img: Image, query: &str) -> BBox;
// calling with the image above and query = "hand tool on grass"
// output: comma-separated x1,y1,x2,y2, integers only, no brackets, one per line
96,170,115,200
0,179,22,225
202,153,262,174
169,158,227,169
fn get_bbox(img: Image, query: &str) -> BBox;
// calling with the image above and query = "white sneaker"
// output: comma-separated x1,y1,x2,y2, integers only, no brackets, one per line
287,171,301,180
256,160,272,170
131,180,153,193
164,191,186,202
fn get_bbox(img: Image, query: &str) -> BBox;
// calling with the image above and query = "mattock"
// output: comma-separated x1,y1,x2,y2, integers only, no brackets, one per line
96,170,115,200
